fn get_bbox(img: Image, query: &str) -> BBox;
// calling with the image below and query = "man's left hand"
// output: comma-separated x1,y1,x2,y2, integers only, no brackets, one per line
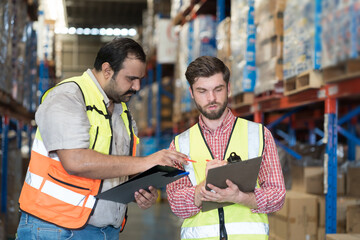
200,179,258,209
134,186,158,209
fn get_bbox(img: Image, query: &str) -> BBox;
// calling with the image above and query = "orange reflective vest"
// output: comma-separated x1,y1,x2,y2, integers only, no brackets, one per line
18,72,138,229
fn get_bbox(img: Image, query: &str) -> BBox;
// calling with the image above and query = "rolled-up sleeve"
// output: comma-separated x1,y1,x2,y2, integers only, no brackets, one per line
35,82,90,152
252,127,286,213
166,141,201,219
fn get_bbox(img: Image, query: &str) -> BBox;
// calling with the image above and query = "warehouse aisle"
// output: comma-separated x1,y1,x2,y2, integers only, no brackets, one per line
120,200,183,240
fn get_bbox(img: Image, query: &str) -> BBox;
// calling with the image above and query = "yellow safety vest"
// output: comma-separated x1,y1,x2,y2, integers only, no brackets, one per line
18,72,138,229
175,118,268,240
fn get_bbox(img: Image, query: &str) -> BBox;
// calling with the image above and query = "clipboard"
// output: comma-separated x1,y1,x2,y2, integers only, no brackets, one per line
202,156,262,212
96,165,189,204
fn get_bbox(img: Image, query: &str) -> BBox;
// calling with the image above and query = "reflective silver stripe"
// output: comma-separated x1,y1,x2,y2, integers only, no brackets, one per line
226,222,269,235
181,222,269,239
181,224,219,239
32,138,60,162
25,169,43,190
41,180,92,208
84,195,97,209
248,121,260,159
178,130,197,185
178,129,190,156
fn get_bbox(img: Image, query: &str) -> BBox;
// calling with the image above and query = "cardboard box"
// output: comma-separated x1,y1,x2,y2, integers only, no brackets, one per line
347,205,360,233
318,227,325,240
347,168,360,197
326,234,360,240
273,191,318,240
318,196,360,231
291,165,345,195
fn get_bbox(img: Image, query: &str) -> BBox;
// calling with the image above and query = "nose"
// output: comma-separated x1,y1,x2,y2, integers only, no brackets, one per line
132,79,141,91
208,91,216,102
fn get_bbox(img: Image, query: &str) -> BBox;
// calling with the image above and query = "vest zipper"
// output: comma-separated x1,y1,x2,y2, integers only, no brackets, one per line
218,208,227,240
48,174,90,190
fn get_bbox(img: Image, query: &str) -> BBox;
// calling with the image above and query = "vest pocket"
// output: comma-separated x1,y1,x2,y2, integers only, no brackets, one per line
35,165,95,218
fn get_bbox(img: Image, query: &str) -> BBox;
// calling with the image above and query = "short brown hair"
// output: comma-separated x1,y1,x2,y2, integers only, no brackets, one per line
185,56,230,89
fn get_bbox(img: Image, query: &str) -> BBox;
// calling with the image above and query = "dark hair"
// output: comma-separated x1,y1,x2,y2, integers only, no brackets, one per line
94,38,146,74
185,56,230,88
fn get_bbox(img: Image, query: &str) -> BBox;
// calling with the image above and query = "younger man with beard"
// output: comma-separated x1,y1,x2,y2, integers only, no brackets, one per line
166,56,286,240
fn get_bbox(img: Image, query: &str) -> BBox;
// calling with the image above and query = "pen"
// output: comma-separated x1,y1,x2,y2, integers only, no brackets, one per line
185,158,197,163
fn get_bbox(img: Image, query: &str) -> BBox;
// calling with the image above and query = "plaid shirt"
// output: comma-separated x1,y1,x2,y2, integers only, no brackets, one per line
166,109,286,219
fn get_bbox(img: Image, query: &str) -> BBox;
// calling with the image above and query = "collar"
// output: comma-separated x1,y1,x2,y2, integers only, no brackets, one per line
198,108,235,134
86,69,110,107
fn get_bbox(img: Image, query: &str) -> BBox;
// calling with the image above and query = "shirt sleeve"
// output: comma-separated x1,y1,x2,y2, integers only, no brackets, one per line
166,140,201,219
35,82,91,152
252,127,286,214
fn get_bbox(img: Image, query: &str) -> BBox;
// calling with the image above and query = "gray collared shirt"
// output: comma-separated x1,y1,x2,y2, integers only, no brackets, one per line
35,69,138,228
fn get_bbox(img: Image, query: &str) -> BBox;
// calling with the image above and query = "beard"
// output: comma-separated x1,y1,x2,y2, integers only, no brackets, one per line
194,99,228,120
105,78,137,103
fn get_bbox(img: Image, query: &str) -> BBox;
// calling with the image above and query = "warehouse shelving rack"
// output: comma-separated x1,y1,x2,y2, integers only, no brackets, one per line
232,77,360,234
173,0,360,235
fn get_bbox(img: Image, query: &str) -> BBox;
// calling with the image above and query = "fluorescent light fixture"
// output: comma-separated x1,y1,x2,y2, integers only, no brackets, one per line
128,28,137,36
68,27,76,34
113,28,121,36
91,28,100,35
54,26,137,37
76,28,84,34
106,28,114,36
84,28,91,35
100,28,106,36
120,28,129,36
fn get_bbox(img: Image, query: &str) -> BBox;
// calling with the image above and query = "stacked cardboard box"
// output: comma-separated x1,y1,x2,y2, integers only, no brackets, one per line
230,0,256,95
326,234,360,240
269,191,318,240
255,0,286,95
347,205,360,233
216,17,231,71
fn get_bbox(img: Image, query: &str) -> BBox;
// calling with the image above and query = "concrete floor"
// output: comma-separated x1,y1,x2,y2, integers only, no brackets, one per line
120,200,183,240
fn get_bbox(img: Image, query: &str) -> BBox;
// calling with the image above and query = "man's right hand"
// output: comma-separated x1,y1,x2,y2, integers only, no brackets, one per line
146,149,189,168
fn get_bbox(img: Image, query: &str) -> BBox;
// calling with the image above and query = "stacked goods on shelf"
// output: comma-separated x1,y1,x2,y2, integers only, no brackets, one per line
268,191,318,240
175,22,193,117
230,0,256,106
326,234,360,240
173,14,217,121
23,23,38,112
0,132,24,238
0,0,27,101
283,0,322,95
130,77,174,134
0,0,13,95
216,17,231,71
276,143,360,239
322,0,360,83
254,0,286,95
192,15,217,61
128,86,149,133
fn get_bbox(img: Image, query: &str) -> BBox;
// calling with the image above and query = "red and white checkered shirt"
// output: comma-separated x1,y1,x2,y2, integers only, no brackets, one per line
166,109,286,219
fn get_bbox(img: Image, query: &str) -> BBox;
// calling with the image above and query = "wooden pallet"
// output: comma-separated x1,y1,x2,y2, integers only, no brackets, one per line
323,59,360,83
284,70,323,96
230,92,254,108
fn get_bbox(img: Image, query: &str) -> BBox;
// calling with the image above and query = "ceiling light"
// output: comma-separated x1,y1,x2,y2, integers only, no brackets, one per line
120,28,129,36
68,27,76,34
128,28,137,36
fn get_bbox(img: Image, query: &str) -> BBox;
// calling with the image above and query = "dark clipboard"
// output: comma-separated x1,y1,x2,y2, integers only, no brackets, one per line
96,165,189,204
202,156,262,212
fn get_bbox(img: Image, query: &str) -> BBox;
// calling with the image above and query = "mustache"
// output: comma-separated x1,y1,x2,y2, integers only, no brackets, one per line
124,89,137,95
206,101,219,107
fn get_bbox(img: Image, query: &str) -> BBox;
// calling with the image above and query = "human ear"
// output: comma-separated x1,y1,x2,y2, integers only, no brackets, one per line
102,62,114,80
